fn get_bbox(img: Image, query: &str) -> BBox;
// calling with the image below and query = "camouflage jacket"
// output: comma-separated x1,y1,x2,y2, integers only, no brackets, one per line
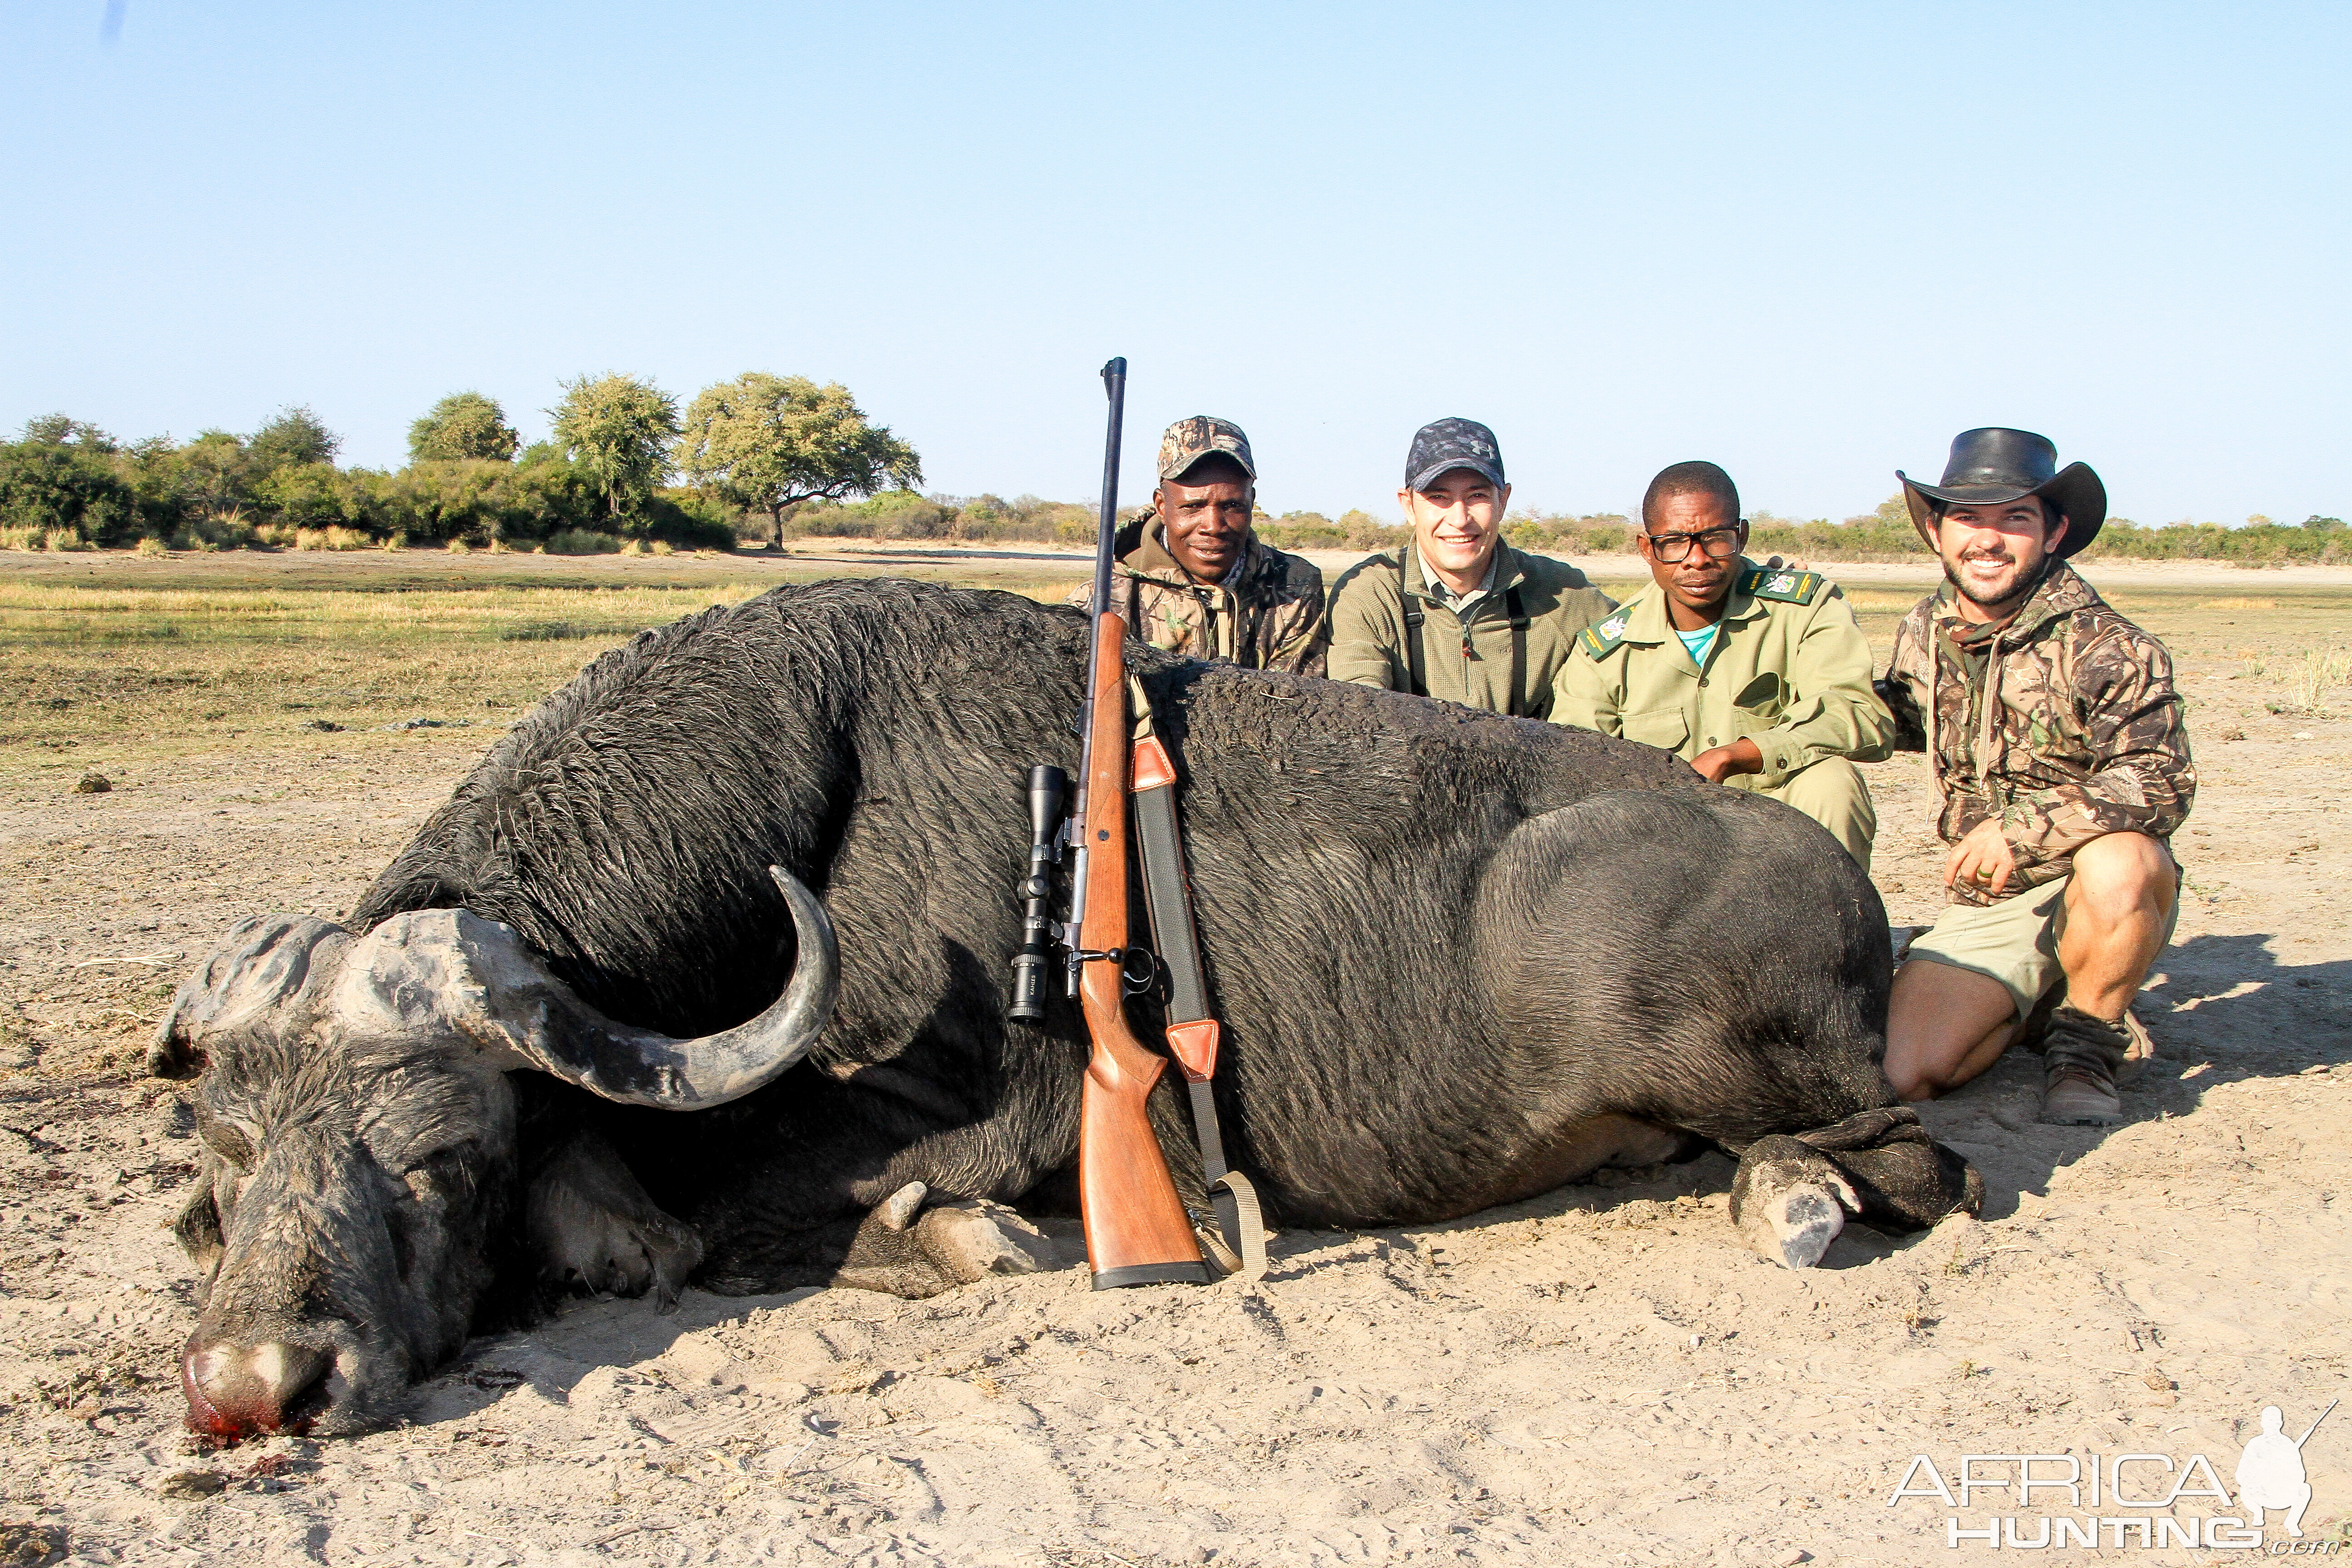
1880,559,2195,906
1065,518,1327,676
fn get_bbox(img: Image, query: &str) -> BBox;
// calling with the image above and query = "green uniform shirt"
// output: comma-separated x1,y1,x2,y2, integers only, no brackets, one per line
1549,560,1896,788
1325,540,1617,719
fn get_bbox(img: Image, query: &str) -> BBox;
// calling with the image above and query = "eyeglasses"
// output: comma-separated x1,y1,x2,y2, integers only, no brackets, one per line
1644,525,1741,563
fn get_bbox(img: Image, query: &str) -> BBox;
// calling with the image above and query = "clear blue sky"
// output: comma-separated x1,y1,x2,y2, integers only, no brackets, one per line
4,2,2345,526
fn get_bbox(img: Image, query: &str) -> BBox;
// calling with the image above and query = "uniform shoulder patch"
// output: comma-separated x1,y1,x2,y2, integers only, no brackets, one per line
1741,565,1824,605
1579,611,1632,660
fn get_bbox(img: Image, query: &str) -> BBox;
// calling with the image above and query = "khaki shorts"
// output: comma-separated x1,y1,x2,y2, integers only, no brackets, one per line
1905,872,2181,1022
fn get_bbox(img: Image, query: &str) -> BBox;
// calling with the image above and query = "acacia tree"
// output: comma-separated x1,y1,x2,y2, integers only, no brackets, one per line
675,372,922,547
549,373,680,524
408,392,520,463
246,405,340,473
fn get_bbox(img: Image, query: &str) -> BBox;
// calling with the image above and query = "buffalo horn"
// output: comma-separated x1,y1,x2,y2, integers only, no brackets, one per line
330,867,840,1110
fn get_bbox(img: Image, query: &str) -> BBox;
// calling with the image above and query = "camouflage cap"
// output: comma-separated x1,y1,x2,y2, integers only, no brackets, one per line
1157,416,1256,484
1405,417,1505,493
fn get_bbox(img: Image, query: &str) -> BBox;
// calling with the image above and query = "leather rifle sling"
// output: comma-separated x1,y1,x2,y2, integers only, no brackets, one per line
1401,573,1427,696
1504,584,1529,717
1128,717,1268,1284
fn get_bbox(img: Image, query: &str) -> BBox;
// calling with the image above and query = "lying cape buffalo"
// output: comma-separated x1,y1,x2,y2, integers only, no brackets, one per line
152,578,1978,1438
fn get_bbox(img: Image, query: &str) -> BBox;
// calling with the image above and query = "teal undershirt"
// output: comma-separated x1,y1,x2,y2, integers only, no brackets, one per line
1676,622,1719,667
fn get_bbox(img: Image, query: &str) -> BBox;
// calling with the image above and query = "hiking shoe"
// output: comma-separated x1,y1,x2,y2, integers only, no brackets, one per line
2041,1065,2124,1125
2038,1004,2133,1126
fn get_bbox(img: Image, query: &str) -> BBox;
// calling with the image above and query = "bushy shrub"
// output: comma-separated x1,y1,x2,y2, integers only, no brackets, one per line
13,399,2341,568
1502,512,1637,557
0,435,139,546
291,526,373,551
641,488,742,550
2078,516,2348,566
1258,510,1350,550
790,488,953,540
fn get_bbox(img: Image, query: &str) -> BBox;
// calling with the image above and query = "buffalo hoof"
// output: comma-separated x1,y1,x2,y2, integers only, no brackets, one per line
1729,1135,1860,1269
833,1183,1057,1297
915,1198,1057,1284
528,1135,704,1311
1738,1181,1848,1269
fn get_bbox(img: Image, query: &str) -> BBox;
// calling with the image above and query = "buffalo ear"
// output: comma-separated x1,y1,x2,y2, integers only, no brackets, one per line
172,1180,224,1272
149,1019,205,1081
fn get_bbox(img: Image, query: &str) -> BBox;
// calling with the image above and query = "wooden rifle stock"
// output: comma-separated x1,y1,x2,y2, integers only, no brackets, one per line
1075,612,1210,1288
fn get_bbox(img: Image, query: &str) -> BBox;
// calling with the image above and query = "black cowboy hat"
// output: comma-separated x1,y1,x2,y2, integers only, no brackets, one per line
1897,428,2106,557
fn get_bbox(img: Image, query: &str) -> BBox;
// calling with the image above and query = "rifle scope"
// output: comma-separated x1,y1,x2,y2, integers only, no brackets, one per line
1007,764,1068,1023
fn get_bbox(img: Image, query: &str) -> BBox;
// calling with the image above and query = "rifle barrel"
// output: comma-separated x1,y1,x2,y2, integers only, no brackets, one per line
1067,357,1128,992
1091,357,1127,624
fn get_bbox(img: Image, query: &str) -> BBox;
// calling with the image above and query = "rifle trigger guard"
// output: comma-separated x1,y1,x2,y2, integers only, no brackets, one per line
1071,947,1161,995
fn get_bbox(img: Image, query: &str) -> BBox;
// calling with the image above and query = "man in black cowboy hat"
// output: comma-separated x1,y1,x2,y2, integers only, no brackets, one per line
1876,429,2196,1126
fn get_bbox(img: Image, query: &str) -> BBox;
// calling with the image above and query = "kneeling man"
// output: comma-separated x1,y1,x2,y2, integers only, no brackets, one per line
1550,461,1893,868
1069,415,1327,675
1877,429,2195,1125
1326,418,1614,717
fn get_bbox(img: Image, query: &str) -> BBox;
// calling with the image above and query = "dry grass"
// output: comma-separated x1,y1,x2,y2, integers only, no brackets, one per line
4,554,2347,780
0,580,770,761
2277,647,2352,715
0,550,1093,774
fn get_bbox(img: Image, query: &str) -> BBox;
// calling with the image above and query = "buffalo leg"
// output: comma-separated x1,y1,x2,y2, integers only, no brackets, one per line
703,1184,1055,1299
1730,1120,1983,1269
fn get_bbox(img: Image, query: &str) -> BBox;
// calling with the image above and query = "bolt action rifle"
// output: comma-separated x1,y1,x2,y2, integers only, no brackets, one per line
1007,357,1212,1289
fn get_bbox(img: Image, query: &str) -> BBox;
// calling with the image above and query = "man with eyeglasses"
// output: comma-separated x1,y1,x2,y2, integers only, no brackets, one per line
1550,460,1893,868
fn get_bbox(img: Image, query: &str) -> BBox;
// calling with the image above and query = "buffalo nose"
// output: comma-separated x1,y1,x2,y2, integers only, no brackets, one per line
181,1338,331,1438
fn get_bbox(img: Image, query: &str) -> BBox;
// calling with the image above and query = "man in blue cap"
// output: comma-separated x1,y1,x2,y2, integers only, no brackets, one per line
1326,418,1615,717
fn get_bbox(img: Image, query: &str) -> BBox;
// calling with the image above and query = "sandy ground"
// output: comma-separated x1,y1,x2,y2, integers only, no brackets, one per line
0,558,2346,1566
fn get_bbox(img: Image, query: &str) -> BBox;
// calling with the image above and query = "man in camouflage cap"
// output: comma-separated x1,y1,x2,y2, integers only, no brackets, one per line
1326,418,1614,717
1550,461,1894,868
1876,429,2195,1127
1066,415,1325,675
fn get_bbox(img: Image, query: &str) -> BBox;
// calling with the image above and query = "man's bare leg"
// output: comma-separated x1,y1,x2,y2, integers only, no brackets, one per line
1886,834,2174,1104
2055,831,2176,1020
2038,832,2176,1122
1885,961,2016,1101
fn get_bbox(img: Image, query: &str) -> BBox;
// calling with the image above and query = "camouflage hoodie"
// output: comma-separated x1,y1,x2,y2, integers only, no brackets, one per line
1880,559,2195,906
1065,516,1327,676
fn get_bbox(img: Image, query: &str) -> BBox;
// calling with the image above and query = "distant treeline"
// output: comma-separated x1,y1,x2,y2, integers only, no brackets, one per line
785,489,2352,566
0,371,915,556
0,408,735,555
4,401,2342,565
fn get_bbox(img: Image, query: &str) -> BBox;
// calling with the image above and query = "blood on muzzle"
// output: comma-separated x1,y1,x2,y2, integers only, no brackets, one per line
180,1338,331,1440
